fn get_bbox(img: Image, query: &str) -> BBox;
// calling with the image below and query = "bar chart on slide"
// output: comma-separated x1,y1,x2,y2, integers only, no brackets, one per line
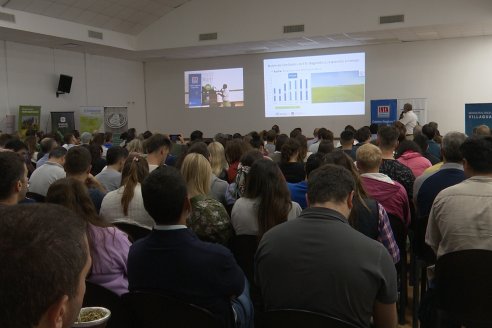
269,75,311,103
264,52,366,118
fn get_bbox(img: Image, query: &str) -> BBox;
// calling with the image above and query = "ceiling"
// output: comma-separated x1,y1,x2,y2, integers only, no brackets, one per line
1,0,492,61
1,0,190,34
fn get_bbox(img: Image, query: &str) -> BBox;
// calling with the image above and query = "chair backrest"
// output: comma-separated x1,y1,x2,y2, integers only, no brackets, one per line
386,213,407,255
121,291,223,328
435,249,492,325
260,309,359,328
83,281,125,328
113,223,151,242
229,234,258,283
26,192,45,203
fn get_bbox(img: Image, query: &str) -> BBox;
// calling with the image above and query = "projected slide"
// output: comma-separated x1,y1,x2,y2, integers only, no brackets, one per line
184,68,244,108
264,53,365,117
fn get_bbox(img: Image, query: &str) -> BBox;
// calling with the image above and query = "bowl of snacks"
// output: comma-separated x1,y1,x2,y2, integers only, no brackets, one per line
73,307,111,328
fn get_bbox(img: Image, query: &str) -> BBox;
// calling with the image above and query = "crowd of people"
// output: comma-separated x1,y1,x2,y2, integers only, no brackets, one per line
1,110,492,328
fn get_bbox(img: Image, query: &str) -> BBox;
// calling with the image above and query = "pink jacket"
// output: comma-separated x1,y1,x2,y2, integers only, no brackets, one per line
361,176,411,227
397,151,431,177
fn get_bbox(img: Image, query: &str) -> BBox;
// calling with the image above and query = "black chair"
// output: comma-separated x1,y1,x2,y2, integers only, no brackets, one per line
113,222,151,242
229,234,258,283
83,281,127,328
387,213,408,325
26,191,45,202
260,309,358,328
435,249,492,328
410,214,435,328
121,291,224,328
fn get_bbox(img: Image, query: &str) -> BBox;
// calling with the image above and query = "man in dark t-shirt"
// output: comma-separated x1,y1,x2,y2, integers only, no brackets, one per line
377,126,415,200
64,146,106,212
256,165,397,328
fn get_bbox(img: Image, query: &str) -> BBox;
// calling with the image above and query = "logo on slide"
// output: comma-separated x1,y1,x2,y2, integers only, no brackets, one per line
377,106,390,118
191,76,199,84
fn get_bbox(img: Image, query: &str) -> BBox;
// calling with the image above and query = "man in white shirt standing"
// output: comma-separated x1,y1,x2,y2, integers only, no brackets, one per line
399,103,418,138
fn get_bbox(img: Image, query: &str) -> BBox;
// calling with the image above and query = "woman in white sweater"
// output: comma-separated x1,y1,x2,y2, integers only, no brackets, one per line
100,154,154,229
232,158,301,238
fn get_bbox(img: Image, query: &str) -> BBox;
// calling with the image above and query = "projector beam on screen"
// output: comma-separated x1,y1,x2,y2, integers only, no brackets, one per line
263,52,365,118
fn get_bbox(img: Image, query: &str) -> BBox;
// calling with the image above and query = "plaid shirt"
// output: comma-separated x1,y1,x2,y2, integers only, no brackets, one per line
377,203,400,263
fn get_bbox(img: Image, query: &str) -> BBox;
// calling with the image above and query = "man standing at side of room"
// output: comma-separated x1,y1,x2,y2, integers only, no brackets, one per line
256,164,397,328
399,103,418,138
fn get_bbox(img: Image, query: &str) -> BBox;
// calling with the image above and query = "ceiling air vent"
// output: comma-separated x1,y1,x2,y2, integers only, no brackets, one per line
199,32,218,41
88,30,103,40
283,24,304,33
0,11,15,23
379,15,404,24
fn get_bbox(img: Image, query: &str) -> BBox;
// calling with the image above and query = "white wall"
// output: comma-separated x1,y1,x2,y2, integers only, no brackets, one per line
144,35,492,137
0,41,146,133
138,0,492,50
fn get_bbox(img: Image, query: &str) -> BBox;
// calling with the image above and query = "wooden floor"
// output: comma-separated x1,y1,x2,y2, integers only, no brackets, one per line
398,284,415,328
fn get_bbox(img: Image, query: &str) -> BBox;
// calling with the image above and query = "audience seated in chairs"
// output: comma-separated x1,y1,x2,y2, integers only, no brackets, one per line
186,142,229,207
376,125,416,201
413,132,466,262
357,143,411,228
181,153,233,246
395,140,432,177
100,154,154,230
426,135,492,258
127,165,253,328
64,146,106,212
278,138,305,183
28,146,66,197
143,133,171,172
208,141,229,181
255,164,398,328
232,158,301,238
324,150,400,264
46,178,131,296
95,146,128,192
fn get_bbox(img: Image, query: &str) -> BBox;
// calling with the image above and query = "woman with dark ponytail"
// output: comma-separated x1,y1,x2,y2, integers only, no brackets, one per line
100,154,154,229
278,138,306,183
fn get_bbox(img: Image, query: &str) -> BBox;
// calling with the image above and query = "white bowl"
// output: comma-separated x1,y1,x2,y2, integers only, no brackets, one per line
73,307,111,328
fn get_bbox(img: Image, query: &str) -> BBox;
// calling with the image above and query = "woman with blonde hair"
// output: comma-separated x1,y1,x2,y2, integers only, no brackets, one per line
181,153,233,245
125,138,144,154
46,177,131,295
100,154,154,229
208,141,228,181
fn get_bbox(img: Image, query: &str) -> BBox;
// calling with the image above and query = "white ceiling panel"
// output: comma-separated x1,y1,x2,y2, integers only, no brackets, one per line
3,0,191,35
43,2,69,17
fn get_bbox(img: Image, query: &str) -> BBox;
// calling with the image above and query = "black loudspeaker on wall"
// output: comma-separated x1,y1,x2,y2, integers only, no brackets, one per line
56,74,73,98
